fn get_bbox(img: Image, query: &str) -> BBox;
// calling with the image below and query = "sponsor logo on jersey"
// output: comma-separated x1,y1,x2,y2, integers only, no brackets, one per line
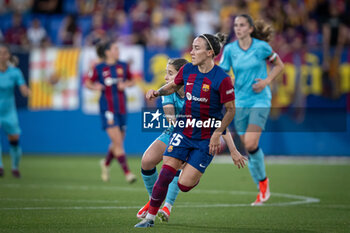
103,71,110,77
186,92,208,103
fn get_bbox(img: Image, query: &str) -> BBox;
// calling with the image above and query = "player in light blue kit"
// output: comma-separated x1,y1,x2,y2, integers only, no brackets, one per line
0,44,30,178
137,58,188,222
220,14,284,205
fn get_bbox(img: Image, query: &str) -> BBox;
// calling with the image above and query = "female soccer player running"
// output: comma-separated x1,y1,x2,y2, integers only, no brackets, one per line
85,40,136,184
219,14,284,206
135,33,246,228
0,44,30,178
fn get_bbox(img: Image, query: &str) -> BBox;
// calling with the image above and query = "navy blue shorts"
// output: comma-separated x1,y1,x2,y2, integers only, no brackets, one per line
100,111,126,131
164,131,214,173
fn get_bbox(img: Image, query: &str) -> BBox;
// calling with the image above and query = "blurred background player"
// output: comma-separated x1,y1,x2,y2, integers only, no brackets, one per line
135,33,246,228
0,43,30,178
85,40,136,184
219,14,285,206
137,58,188,222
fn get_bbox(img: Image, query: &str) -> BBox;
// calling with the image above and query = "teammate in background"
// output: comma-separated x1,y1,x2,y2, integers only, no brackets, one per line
0,44,30,178
219,14,284,206
85,40,137,184
135,33,246,228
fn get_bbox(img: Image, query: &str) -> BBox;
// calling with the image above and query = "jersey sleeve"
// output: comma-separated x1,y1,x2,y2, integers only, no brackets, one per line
126,64,132,80
219,45,232,73
88,67,98,83
259,41,273,60
14,68,25,86
219,77,235,104
174,65,185,85
161,94,175,106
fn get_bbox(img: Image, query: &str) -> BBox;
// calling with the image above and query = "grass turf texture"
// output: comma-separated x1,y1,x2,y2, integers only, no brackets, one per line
0,156,349,233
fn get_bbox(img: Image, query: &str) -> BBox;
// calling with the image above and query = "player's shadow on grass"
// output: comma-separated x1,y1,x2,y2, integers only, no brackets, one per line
166,223,319,233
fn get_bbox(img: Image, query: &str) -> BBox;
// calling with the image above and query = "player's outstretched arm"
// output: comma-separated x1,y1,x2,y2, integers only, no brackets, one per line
222,131,247,169
146,81,180,100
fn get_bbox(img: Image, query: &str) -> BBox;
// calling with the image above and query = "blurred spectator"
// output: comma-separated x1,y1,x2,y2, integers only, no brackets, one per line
77,0,97,15
318,1,348,97
305,18,322,50
9,0,34,13
85,13,106,46
247,0,261,19
93,0,125,13
115,10,133,45
264,0,285,33
27,18,47,47
0,29,3,42
220,0,248,22
283,0,307,29
192,0,220,36
59,14,82,46
0,0,346,60
130,0,151,46
169,10,192,51
32,0,62,14
0,0,10,14
146,7,169,49
321,2,347,66
219,16,234,44
4,13,29,47
103,7,119,38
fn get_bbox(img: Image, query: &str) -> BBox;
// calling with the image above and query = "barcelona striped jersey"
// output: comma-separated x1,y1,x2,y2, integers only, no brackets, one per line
88,61,131,115
173,63,235,139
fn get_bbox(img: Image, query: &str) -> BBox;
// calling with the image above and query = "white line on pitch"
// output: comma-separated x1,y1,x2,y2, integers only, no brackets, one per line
0,206,140,210
0,183,320,209
0,198,121,204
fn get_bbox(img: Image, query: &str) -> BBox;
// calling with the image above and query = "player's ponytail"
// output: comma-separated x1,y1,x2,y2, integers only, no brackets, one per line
9,55,19,66
199,33,227,57
238,14,274,42
96,39,115,60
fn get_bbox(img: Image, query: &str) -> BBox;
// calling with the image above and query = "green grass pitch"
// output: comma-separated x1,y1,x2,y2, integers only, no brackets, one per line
0,155,349,233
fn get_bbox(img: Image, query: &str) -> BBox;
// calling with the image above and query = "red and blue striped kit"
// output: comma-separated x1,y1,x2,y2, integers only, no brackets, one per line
174,63,235,139
89,61,132,115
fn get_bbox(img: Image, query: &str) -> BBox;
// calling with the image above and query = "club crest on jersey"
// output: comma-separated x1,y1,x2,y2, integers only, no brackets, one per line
117,67,124,76
202,84,210,92
167,145,173,152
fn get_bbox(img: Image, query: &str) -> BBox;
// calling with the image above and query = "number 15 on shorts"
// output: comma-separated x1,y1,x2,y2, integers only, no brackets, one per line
169,133,183,146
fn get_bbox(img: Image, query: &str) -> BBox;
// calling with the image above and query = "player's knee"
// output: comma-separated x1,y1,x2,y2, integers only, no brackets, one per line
245,140,258,152
177,182,193,192
178,180,200,192
9,139,19,147
141,153,154,170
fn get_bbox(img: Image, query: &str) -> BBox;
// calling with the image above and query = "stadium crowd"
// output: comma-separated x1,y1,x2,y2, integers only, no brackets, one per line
0,0,349,52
